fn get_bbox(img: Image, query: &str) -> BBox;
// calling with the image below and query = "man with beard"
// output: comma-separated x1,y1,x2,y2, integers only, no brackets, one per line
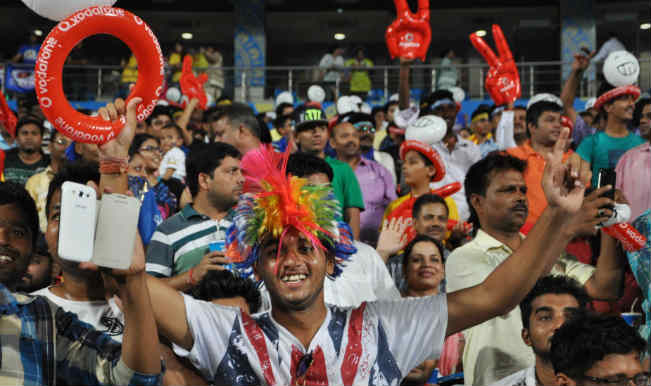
146,142,244,291
446,152,625,386
330,117,396,246
2,118,49,185
348,112,397,185
487,275,589,386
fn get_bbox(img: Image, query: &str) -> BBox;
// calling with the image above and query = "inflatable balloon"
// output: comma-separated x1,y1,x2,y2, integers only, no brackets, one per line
385,0,431,61
180,54,208,110
450,86,466,103
405,115,447,144
35,6,164,144
307,85,326,104
337,96,358,115
22,0,116,21
360,102,372,114
165,87,182,104
470,24,521,106
0,89,17,138
603,50,639,88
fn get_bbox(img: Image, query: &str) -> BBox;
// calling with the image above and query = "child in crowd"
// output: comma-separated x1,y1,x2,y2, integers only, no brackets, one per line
159,123,186,181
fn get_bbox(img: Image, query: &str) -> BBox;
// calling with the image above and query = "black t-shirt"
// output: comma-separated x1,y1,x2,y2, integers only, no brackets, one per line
3,148,49,185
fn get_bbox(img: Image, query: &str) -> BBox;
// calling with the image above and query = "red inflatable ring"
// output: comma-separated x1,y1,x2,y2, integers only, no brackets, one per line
35,6,164,144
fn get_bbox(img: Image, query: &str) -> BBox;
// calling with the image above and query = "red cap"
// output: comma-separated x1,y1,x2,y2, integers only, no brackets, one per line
399,140,446,182
593,85,641,111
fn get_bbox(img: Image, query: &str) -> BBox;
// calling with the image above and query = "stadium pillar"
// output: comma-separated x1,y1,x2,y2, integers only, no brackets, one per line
560,0,597,96
234,0,266,102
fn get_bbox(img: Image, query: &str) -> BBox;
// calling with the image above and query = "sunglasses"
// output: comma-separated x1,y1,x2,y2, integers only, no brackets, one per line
353,121,376,133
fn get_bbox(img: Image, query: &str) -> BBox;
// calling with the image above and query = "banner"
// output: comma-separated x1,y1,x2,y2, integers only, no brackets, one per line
4,64,35,93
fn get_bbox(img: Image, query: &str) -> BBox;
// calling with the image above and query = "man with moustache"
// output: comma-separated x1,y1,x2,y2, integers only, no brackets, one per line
2,118,49,185
347,112,397,185
446,152,625,385
330,116,396,246
487,275,590,386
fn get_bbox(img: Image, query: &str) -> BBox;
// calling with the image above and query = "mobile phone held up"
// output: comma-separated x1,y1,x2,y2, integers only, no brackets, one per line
596,168,616,200
58,182,141,269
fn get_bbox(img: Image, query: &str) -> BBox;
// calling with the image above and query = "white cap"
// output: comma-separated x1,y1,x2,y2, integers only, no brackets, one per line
307,85,326,104
450,87,466,103
360,102,372,114
275,91,294,107
405,115,447,145
584,97,597,111
527,93,563,110
389,93,399,102
603,51,640,87
337,96,359,115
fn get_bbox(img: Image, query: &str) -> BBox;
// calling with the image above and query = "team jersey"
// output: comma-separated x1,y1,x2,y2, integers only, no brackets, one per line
177,293,448,385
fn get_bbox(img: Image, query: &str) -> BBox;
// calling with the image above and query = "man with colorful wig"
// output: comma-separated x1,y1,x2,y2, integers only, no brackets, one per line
145,127,594,385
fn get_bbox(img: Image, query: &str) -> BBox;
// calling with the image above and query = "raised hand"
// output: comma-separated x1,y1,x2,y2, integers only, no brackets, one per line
469,25,521,106
97,97,142,159
572,50,595,73
377,217,411,262
385,0,431,61
180,55,208,110
541,127,588,214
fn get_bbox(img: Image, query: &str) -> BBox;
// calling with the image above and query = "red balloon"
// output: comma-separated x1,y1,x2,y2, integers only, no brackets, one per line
35,6,164,144
385,0,431,61
180,54,208,110
0,89,17,138
469,25,521,106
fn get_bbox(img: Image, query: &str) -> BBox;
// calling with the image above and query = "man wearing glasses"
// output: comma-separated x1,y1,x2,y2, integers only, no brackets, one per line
330,113,397,246
551,312,648,386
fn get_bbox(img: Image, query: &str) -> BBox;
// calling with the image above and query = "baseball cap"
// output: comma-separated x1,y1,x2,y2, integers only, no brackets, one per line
294,105,328,133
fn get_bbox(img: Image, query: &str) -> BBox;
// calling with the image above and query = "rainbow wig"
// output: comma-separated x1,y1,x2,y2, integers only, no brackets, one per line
225,145,356,279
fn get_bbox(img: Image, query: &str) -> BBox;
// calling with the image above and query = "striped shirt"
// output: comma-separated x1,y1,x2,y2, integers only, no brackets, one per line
145,204,232,278
0,284,161,385
176,293,447,385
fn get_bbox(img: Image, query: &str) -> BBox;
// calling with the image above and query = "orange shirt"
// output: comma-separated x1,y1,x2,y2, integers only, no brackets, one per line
507,140,572,227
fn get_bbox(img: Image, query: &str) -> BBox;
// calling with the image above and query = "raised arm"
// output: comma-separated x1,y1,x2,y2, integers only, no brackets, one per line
146,275,194,350
446,127,589,336
176,98,199,146
560,51,594,124
398,58,412,110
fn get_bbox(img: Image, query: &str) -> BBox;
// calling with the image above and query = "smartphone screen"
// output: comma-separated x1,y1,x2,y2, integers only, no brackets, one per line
597,168,616,200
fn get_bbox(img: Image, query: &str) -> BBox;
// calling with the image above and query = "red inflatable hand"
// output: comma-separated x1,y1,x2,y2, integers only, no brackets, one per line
0,89,17,138
179,55,208,110
469,25,521,106
385,0,431,61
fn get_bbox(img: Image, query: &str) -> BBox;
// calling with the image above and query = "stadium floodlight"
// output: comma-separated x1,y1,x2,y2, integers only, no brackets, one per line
334,33,346,40
641,23,651,30
475,30,487,37
33,29,43,36
181,32,193,40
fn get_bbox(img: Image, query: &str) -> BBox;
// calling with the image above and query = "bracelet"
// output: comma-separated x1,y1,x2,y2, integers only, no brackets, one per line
99,156,128,175
188,268,196,286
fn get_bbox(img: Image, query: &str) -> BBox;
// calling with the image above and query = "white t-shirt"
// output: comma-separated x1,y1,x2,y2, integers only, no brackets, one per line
32,287,125,343
319,54,345,82
176,294,447,385
486,366,535,386
159,147,186,181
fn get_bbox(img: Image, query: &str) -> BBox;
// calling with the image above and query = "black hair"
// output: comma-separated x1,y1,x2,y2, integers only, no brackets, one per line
526,101,563,136
273,114,293,130
161,122,184,140
286,152,334,182
159,178,185,206
45,161,100,219
371,106,384,119
129,133,159,158
186,142,241,197
440,48,453,58
471,104,492,120
633,97,651,128
255,114,273,144
384,100,399,113
216,102,263,141
15,117,45,137
423,89,455,111
412,193,449,218
519,275,590,330
402,234,446,267
191,270,261,314
275,102,294,118
0,182,39,247
146,105,172,125
550,312,646,379
578,111,593,119
464,152,527,233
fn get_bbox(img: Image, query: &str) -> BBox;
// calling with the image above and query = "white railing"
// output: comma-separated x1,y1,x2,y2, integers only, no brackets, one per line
2,59,650,103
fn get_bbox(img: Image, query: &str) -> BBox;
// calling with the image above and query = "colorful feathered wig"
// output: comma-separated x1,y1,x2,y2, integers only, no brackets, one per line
225,145,356,278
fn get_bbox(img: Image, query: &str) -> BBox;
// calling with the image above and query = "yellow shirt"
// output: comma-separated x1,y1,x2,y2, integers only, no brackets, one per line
25,166,55,233
121,55,138,84
169,52,182,83
345,58,374,93
445,230,595,386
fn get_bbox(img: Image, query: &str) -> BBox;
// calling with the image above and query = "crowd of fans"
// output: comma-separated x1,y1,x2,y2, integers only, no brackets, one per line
0,22,649,386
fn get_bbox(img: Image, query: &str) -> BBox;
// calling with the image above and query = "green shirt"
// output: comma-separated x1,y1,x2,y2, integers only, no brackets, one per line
325,156,365,217
344,58,373,93
145,204,232,277
576,131,645,187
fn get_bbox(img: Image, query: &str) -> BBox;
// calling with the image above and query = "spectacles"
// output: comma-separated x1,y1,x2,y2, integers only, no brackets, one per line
582,372,651,386
353,121,376,133
139,146,160,153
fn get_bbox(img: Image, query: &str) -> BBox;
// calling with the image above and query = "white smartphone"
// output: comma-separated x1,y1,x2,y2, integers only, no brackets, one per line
93,194,141,270
58,182,97,263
